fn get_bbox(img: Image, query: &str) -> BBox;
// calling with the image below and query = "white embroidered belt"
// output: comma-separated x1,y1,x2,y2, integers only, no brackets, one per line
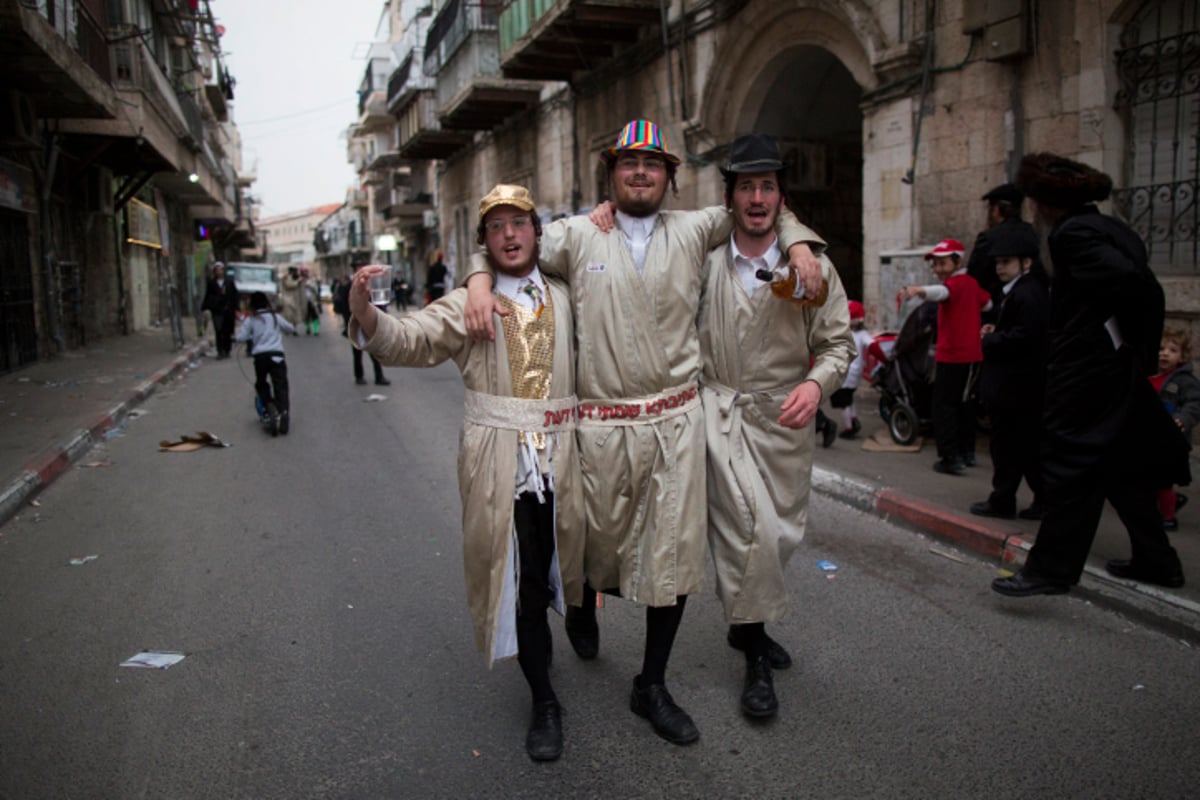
702,377,802,433
463,389,580,432
577,381,701,428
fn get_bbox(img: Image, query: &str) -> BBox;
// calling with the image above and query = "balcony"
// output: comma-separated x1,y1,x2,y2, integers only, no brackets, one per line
0,0,120,119
498,0,661,81
348,188,369,208
386,51,434,115
384,191,434,226
427,0,542,131
395,89,472,160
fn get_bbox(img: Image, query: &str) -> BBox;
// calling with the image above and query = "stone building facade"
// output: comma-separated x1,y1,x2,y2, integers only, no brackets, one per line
0,0,259,373
362,0,1196,342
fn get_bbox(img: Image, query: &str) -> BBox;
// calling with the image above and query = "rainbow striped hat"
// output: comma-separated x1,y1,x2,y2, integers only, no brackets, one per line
604,119,680,165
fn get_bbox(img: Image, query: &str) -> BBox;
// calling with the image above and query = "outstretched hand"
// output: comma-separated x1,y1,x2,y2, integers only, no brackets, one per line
779,380,822,429
349,266,384,339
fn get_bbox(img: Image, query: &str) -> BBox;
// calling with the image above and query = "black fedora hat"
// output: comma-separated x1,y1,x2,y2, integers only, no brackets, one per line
721,133,783,177
981,183,1023,206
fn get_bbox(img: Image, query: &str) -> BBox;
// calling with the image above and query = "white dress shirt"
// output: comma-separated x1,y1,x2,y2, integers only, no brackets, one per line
615,210,656,274
730,234,783,297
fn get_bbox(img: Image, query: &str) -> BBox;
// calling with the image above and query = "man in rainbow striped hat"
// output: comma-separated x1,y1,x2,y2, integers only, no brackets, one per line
462,119,827,745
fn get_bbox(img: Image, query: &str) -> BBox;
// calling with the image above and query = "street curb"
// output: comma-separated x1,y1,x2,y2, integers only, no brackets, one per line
811,466,1200,642
0,340,209,527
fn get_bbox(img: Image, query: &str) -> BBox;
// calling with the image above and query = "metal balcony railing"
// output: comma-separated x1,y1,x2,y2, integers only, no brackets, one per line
424,0,499,76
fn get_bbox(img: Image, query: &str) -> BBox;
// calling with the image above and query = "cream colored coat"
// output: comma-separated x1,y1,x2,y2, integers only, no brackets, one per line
279,273,305,327
351,285,584,667
469,208,821,606
699,245,856,623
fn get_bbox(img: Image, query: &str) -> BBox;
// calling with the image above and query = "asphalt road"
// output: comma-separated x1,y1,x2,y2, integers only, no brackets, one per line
1,311,1197,800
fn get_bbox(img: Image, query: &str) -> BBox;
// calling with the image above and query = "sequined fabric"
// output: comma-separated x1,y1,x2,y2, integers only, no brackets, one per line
497,292,555,450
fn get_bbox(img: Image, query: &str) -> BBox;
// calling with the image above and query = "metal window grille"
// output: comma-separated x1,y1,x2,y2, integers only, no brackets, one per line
1113,0,1199,275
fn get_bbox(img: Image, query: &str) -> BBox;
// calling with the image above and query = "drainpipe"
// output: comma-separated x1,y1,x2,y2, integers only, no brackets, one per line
39,134,65,351
659,0,676,118
570,89,582,212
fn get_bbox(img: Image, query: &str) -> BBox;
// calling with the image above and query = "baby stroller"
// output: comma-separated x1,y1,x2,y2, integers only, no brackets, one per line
872,301,938,444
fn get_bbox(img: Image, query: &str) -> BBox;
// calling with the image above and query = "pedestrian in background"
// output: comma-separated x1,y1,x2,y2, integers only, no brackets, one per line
234,291,293,436
279,266,306,332
832,299,872,439
348,184,584,762
303,273,320,335
425,252,448,304
970,223,1050,521
201,262,238,359
966,183,1039,318
1152,326,1200,531
341,264,389,387
900,239,993,475
993,152,1187,597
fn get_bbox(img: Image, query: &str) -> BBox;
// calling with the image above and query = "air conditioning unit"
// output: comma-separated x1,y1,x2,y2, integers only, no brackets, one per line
422,209,437,229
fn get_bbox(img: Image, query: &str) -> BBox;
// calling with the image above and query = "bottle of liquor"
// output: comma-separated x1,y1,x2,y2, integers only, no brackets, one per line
755,265,829,307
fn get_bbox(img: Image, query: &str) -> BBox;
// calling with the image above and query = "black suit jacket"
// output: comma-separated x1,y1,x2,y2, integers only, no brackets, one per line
979,270,1050,413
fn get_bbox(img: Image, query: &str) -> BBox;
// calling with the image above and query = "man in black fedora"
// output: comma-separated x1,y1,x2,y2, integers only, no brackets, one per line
992,152,1187,597
700,132,855,718
966,182,1041,314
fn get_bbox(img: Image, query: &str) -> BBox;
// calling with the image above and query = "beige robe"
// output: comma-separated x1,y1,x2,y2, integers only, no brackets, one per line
698,246,856,623
467,207,822,607
279,274,305,327
351,284,584,667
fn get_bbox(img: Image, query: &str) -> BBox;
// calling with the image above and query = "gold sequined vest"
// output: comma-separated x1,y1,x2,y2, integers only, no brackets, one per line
496,290,555,450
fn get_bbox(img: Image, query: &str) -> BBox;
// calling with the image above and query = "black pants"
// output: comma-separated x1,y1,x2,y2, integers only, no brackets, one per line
932,362,978,463
214,311,235,357
1026,451,1181,584
352,345,385,382
253,352,289,415
514,491,557,703
987,406,1044,511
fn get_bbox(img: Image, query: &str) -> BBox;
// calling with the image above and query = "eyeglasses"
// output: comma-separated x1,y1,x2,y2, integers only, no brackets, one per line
485,215,531,233
615,155,667,172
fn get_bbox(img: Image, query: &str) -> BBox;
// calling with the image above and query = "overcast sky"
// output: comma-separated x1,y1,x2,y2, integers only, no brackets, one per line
213,0,389,218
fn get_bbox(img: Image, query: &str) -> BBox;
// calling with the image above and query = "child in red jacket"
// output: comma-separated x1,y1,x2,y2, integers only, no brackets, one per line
901,238,993,474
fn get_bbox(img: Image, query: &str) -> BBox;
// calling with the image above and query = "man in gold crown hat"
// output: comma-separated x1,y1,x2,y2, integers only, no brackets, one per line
349,184,583,762
461,120,827,745
699,132,855,719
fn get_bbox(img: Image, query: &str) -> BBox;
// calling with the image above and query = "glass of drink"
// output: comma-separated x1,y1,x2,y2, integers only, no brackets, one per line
367,265,394,306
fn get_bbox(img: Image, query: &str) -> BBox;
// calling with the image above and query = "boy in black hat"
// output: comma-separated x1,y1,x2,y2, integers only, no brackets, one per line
970,224,1050,520
966,182,1039,313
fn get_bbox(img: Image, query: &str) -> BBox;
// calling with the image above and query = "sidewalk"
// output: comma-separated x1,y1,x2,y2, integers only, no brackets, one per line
811,385,1200,641
1,326,1197,639
0,320,210,524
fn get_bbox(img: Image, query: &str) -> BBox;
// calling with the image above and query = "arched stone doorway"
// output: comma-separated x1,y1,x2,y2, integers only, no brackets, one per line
753,47,864,301
700,5,879,306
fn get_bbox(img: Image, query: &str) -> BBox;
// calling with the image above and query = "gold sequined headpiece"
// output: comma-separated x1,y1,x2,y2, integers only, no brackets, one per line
479,184,536,223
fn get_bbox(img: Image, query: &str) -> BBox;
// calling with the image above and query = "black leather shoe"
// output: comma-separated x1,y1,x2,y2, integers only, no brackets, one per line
970,500,1016,519
355,377,368,386
375,377,391,386
991,570,1070,597
564,605,598,660
1163,518,1179,532
740,656,778,719
525,700,562,761
726,627,792,670
278,411,290,435
630,678,699,745
820,418,837,448
1104,559,1185,588
933,459,965,475
963,454,977,467
1018,505,1047,521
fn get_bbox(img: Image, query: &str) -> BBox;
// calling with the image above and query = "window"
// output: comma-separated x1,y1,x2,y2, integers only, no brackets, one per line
1113,0,1199,275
